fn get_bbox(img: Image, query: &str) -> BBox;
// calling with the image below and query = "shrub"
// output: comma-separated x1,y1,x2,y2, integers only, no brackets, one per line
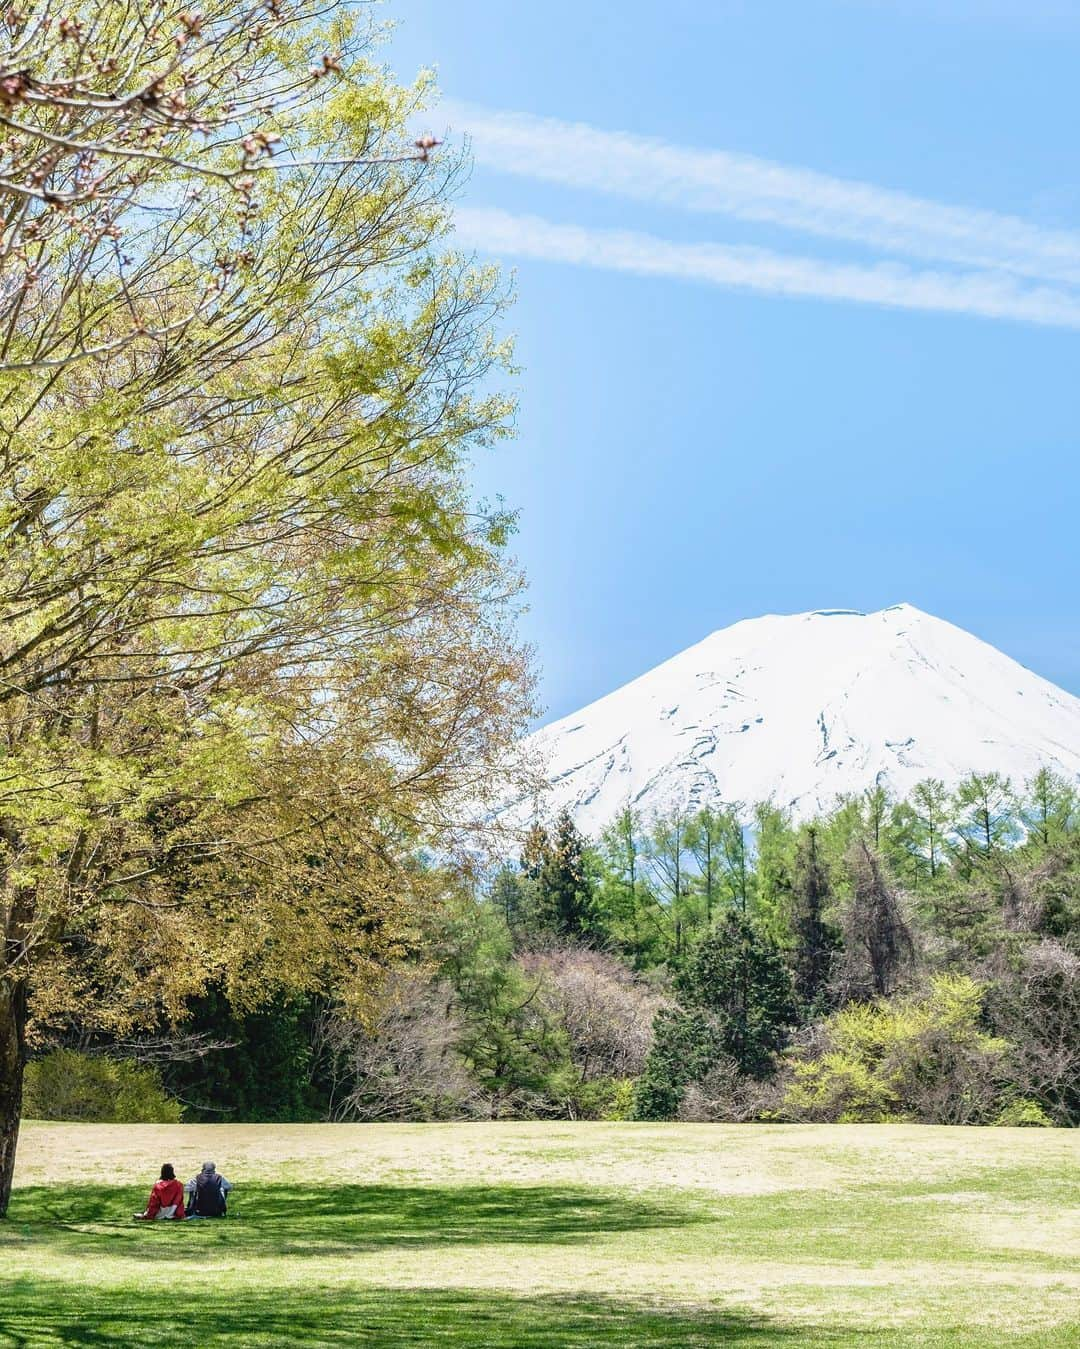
537,1067,633,1121
24,1050,183,1123
784,1040,902,1123
994,1098,1054,1128
601,1078,637,1121
677,1054,786,1123
782,975,1010,1124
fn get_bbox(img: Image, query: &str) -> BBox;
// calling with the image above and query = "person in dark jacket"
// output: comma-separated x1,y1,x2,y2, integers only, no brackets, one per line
185,1161,231,1218
134,1163,186,1220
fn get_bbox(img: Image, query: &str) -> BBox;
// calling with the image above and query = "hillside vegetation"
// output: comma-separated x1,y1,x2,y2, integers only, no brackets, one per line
39,771,1073,1130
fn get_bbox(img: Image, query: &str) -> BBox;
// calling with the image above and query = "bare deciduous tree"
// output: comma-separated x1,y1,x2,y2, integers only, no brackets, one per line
315,970,477,1122
838,840,915,999
0,1,439,372
677,1053,784,1123
988,939,1080,1125
516,946,667,1081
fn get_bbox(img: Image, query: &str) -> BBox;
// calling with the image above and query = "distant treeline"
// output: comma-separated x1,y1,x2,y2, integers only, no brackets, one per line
29,769,1079,1128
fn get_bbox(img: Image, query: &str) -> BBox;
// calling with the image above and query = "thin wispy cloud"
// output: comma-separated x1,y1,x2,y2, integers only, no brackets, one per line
454,207,1080,329
443,101,1080,289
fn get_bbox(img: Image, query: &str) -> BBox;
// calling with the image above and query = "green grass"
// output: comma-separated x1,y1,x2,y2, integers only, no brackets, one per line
1,1123,1077,1346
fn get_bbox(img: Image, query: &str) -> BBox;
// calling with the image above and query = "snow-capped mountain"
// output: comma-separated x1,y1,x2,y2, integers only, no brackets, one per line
503,604,1080,834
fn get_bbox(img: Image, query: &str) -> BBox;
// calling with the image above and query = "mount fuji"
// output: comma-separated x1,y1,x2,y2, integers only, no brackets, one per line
503,604,1080,834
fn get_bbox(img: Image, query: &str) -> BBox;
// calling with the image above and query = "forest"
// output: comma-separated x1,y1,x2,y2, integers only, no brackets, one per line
29,769,1079,1130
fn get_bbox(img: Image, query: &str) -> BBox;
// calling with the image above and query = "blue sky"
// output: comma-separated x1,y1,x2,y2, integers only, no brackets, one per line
385,0,1080,724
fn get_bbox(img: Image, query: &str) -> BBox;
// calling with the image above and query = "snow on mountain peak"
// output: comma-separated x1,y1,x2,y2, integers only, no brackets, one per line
500,605,1080,834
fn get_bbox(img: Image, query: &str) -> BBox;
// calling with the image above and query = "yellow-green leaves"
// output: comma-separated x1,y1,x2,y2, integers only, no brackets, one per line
1,3,531,1064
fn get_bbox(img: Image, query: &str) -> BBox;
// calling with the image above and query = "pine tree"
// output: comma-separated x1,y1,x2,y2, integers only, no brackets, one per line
645,807,691,957
753,802,797,945
718,805,753,913
685,807,722,925
791,827,839,1013
491,864,535,935
596,806,654,960
952,773,1018,870
535,810,594,938
911,778,950,880
677,911,797,1076
1019,769,1077,849
863,784,891,850
635,909,796,1118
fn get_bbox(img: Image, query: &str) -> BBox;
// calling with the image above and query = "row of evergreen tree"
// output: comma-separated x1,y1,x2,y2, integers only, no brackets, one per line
499,768,1076,966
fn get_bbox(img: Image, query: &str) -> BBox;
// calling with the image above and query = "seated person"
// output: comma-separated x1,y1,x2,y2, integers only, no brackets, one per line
185,1160,231,1218
134,1163,186,1220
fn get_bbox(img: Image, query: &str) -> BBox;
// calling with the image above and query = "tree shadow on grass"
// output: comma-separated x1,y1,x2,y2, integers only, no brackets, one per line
0,1285,821,1348
1,1182,709,1262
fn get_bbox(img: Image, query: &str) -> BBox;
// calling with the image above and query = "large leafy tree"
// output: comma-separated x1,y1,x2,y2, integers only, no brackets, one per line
0,1,531,1213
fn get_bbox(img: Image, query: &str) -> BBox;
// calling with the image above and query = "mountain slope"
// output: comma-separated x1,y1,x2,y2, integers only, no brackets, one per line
504,604,1080,833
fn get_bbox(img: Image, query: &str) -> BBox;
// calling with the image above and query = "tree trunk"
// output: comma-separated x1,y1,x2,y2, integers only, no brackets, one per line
0,976,29,1219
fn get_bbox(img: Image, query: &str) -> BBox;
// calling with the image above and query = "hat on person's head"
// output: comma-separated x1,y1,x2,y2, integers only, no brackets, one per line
201,1161,216,1173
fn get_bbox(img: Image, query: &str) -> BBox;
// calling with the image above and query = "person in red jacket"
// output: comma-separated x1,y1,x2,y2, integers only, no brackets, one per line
134,1163,186,1220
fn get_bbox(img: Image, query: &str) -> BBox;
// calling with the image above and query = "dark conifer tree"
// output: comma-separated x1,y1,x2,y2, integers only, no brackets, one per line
677,910,798,1077
635,911,797,1118
792,827,840,1014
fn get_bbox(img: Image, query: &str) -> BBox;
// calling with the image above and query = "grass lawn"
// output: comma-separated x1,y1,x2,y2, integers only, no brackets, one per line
1,1122,1077,1347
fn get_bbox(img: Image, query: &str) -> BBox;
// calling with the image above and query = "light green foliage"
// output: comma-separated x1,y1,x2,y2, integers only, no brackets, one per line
383,774,1080,1129
784,975,1010,1123
952,772,1019,870
886,798,933,889
685,804,753,921
593,807,667,966
600,1078,637,1121
683,808,723,925
751,801,797,944
1,0,533,1213
642,808,696,959
994,1098,1055,1127
538,779,1080,1127
1019,768,1078,850
23,1050,182,1124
